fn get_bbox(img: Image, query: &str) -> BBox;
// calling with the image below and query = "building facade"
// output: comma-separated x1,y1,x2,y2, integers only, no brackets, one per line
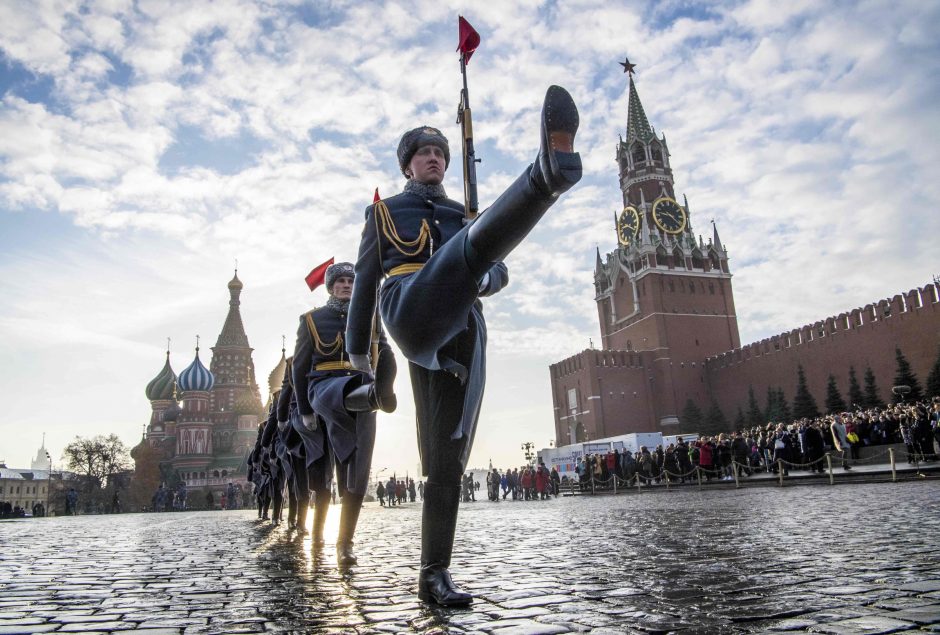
549,70,940,446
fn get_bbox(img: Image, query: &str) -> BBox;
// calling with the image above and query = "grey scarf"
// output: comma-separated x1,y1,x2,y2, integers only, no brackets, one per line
404,179,447,200
326,296,350,313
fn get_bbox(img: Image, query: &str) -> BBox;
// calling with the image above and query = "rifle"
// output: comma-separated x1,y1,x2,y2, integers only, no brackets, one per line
456,16,481,220
457,56,479,220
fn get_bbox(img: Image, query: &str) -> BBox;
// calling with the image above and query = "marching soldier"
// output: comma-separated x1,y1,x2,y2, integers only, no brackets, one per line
292,261,397,565
274,356,314,531
347,85,581,605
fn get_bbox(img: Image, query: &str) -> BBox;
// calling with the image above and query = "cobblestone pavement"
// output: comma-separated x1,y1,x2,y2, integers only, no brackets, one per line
2,481,940,634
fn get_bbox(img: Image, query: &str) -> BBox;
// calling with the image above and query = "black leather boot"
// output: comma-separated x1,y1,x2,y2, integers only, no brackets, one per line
311,490,330,548
417,483,472,606
286,492,297,529
466,85,581,271
337,493,364,566
295,499,308,534
344,348,397,413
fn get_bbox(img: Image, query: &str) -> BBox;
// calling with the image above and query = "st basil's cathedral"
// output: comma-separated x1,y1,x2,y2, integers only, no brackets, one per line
131,272,286,494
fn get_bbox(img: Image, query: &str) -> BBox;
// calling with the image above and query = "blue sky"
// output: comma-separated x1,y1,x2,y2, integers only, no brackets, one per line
1,0,939,475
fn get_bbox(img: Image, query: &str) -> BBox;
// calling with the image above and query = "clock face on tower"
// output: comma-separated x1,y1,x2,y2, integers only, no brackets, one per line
652,197,687,234
617,206,640,245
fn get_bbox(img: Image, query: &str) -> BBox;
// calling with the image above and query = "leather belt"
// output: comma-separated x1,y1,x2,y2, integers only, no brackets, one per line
387,263,425,278
315,361,353,371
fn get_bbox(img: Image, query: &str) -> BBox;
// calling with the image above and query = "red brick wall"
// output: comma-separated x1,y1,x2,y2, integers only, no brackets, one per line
706,283,940,418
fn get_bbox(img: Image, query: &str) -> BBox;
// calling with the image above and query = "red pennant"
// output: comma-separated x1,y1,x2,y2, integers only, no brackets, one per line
373,188,381,203
457,16,480,63
304,257,334,291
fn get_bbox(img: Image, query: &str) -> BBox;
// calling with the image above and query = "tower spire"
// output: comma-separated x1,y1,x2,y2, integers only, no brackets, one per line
217,271,250,347
712,219,724,251
624,61,654,143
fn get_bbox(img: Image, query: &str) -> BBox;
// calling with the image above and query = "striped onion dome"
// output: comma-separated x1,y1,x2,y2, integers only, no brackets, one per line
178,347,215,392
145,352,177,401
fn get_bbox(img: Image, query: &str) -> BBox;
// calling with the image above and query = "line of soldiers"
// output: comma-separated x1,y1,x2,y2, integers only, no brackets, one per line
247,261,396,567
249,83,581,605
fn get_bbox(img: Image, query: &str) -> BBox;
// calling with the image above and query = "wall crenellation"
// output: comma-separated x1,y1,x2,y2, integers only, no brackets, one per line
707,282,940,369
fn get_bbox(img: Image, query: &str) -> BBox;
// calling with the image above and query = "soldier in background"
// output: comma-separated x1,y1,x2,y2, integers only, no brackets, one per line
292,261,396,565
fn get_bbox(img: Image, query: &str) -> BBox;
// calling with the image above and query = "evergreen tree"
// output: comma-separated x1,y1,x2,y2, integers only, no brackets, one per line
824,374,847,414
777,388,792,423
863,366,885,409
892,347,924,403
733,406,746,430
927,346,940,399
681,398,704,432
746,386,764,426
792,365,820,420
847,366,864,410
701,400,729,435
765,386,780,423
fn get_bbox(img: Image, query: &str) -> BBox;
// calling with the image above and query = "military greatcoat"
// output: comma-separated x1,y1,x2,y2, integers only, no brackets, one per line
292,304,387,496
346,191,508,475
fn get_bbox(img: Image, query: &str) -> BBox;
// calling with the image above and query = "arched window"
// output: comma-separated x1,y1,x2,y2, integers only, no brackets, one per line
650,142,663,163
631,143,645,165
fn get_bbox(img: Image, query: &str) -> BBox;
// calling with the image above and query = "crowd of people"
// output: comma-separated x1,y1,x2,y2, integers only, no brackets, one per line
376,477,418,506
147,481,244,512
570,399,940,488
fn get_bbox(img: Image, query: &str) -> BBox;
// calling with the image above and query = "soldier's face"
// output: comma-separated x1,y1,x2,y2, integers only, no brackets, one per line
407,145,446,185
331,275,354,300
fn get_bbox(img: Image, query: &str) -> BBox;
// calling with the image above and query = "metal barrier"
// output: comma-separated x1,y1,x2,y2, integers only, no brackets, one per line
563,446,934,495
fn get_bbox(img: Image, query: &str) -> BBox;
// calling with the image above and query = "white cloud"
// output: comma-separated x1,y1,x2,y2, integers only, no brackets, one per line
1,0,939,473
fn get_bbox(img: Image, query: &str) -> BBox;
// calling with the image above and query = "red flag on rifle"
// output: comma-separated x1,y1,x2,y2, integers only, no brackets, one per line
457,16,480,63
305,257,334,291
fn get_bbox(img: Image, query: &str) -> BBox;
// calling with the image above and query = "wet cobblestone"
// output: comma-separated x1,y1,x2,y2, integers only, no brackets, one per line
1,481,939,633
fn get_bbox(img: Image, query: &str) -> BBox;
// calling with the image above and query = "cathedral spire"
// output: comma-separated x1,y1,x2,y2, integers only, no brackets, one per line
216,270,250,347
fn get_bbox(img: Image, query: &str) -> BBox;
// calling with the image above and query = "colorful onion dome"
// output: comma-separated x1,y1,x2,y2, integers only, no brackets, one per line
268,348,287,394
145,351,177,401
178,346,215,392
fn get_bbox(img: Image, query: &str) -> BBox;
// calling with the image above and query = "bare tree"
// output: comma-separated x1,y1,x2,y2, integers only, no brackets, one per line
63,434,131,489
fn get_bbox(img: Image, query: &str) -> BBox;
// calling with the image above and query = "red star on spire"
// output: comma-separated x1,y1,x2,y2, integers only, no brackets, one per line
620,57,637,75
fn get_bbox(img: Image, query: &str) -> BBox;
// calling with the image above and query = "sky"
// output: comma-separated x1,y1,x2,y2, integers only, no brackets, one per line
1,0,939,476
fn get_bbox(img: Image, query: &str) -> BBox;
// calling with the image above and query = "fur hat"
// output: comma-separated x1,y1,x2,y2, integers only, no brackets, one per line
325,261,355,291
397,126,450,177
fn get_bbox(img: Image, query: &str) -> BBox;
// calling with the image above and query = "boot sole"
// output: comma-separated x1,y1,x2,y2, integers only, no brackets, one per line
417,589,473,606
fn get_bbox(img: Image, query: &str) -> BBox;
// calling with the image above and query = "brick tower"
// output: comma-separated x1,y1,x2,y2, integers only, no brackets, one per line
208,271,264,465
550,61,741,442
